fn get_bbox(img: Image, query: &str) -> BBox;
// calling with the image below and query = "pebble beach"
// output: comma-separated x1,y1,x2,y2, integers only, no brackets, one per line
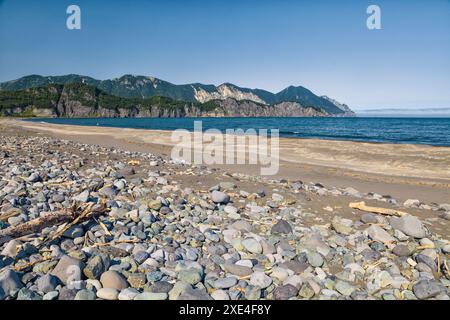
0,121,449,300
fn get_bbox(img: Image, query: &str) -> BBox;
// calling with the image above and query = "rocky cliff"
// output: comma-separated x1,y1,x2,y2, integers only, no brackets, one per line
0,83,341,118
0,74,355,116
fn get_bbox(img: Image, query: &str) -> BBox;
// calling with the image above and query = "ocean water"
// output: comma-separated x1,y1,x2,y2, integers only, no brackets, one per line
27,117,450,147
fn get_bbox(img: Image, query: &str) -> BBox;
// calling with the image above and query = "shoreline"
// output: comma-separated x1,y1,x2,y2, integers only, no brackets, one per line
1,118,449,203
0,117,449,301
21,116,450,148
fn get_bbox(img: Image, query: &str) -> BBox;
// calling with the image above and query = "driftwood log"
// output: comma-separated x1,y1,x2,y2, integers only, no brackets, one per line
0,203,107,245
349,201,408,217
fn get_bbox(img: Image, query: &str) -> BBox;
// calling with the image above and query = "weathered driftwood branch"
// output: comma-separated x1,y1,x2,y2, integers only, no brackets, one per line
0,203,107,245
349,201,408,217
0,208,22,222
0,210,76,244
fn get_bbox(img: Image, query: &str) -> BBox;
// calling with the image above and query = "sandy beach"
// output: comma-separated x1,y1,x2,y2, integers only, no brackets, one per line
2,118,449,203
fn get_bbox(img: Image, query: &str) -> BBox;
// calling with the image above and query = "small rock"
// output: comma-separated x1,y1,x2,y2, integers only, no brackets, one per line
211,191,230,204
249,271,272,289
224,263,253,277
335,281,355,296
0,269,23,299
413,280,442,299
50,255,85,285
118,288,140,300
361,213,378,224
214,277,238,289
307,251,324,267
403,199,421,207
134,292,168,300
97,288,119,300
1,239,22,258
390,215,428,239
100,270,128,290
367,225,395,244
75,289,96,300
273,284,299,300
73,190,89,203
36,274,59,294
242,238,262,254
178,269,202,285
332,217,353,235
392,244,412,257
271,220,293,234
211,289,230,300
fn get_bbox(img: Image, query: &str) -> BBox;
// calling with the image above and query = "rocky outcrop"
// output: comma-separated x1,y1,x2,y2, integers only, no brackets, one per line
209,99,327,117
1,74,355,115
194,84,267,104
0,83,343,118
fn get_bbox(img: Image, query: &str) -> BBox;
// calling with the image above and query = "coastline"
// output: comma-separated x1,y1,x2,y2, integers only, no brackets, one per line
1,117,449,301
2,118,449,203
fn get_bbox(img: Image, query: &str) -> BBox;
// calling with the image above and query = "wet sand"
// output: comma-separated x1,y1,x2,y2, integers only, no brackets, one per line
2,118,449,203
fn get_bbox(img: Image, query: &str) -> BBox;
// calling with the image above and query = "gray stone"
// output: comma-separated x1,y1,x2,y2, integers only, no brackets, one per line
211,191,230,204
51,255,85,285
178,269,202,285
73,190,89,202
403,199,421,207
242,238,262,254
415,254,437,272
224,263,253,277
271,220,293,234
97,288,119,300
273,284,299,300
177,286,212,300
335,281,355,296
214,277,238,289
75,289,96,300
307,251,324,267
393,244,412,257
118,288,140,300
413,280,442,299
367,225,395,244
63,225,84,239
0,269,23,298
1,239,22,258
36,274,59,293
361,213,378,224
211,289,230,300
146,281,174,293
58,287,78,300
134,292,168,300
43,291,59,300
390,215,428,239
27,173,41,183
332,217,353,235
249,271,272,289
17,288,41,300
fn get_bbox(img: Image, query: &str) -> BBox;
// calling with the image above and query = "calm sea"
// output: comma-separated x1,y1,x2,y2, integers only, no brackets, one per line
27,117,450,147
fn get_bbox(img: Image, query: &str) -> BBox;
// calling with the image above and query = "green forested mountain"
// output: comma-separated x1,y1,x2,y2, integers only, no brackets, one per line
0,74,353,115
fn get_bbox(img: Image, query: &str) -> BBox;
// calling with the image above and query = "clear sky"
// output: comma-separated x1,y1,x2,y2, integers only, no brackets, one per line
0,0,449,110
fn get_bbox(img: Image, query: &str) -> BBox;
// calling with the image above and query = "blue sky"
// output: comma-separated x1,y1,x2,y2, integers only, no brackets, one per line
0,0,449,110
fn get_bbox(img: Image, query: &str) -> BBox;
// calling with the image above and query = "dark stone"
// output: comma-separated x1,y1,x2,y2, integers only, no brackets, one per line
271,220,293,235
146,281,174,293
415,254,437,272
273,284,299,300
413,280,442,299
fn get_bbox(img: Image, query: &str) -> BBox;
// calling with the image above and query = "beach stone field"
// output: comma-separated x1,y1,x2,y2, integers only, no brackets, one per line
0,129,449,301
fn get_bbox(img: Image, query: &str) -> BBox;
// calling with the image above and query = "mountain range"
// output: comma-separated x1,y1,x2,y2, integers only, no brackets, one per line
0,74,354,118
